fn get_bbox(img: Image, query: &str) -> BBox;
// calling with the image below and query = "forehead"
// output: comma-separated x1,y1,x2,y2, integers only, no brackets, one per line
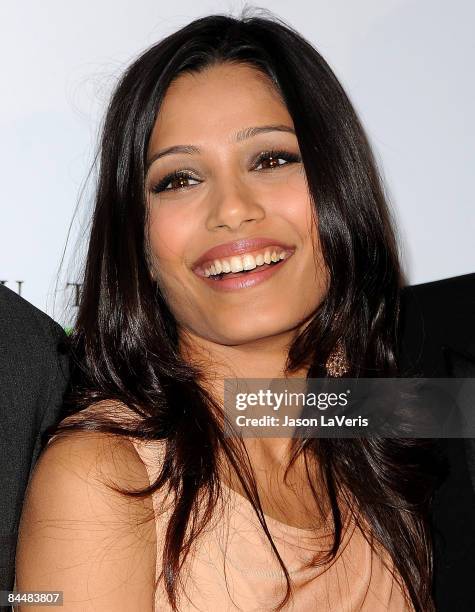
149,63,292,148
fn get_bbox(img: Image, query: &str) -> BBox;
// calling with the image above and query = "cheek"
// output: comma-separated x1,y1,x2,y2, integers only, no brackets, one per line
276,188,327,294
268,173,315,234
147,203,189,276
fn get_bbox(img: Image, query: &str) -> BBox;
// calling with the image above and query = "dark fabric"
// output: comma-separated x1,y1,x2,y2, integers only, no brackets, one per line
0,285,69,594
399,272,475,611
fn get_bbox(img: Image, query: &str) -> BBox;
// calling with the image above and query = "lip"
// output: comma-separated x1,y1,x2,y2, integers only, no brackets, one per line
192,236,295,271
193,250,295,292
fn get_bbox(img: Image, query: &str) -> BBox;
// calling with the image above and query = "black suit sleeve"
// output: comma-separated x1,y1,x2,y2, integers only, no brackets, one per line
399,273,475,611
0,286,69,594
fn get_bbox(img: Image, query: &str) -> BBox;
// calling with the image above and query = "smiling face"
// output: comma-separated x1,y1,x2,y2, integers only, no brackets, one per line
145,62,328,348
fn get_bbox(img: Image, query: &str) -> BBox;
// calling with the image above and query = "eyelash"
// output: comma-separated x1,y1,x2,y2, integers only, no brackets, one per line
150,148,302,194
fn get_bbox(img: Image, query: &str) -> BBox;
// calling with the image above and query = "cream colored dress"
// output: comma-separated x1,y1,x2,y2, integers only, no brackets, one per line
131,438,414,611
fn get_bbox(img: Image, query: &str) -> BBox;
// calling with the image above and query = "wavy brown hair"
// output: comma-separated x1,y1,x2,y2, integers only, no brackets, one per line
46,8,442,611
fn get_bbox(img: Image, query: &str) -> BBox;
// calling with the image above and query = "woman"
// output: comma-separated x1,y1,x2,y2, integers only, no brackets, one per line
16,10,441,611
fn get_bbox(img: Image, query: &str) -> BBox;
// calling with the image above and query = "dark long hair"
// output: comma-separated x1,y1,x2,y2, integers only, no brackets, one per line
47,8,441,611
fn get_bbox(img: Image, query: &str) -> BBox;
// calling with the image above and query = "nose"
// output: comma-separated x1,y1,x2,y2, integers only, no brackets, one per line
205,180,265,232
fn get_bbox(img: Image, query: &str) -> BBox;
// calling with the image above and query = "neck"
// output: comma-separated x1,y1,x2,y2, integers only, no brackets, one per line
179,328,310,395
178,328,311,465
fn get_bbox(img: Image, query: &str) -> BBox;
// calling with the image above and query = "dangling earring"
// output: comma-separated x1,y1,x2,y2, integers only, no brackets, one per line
325,340,349,377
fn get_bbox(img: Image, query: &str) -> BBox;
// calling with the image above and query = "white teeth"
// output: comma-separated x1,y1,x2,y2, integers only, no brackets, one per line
230,256,244,273
242,254,257,271
202,247,291,277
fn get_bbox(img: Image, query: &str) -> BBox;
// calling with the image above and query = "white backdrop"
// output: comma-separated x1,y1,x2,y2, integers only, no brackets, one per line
1,0,474,327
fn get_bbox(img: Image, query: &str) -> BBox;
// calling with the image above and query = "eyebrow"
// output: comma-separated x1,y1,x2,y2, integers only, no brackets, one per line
145,124,296,172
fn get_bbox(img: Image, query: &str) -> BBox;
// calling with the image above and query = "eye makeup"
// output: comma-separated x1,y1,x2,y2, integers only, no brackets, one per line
149,148,302,195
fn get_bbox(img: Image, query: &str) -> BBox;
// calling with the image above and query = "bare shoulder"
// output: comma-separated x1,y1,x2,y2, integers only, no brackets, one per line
16,403,157,611
50,399,168,475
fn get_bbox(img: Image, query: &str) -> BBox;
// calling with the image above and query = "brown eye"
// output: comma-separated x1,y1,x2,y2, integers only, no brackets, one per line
151,170,201,194
169,175,194,189
257,155,286,170
253,149,302,172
